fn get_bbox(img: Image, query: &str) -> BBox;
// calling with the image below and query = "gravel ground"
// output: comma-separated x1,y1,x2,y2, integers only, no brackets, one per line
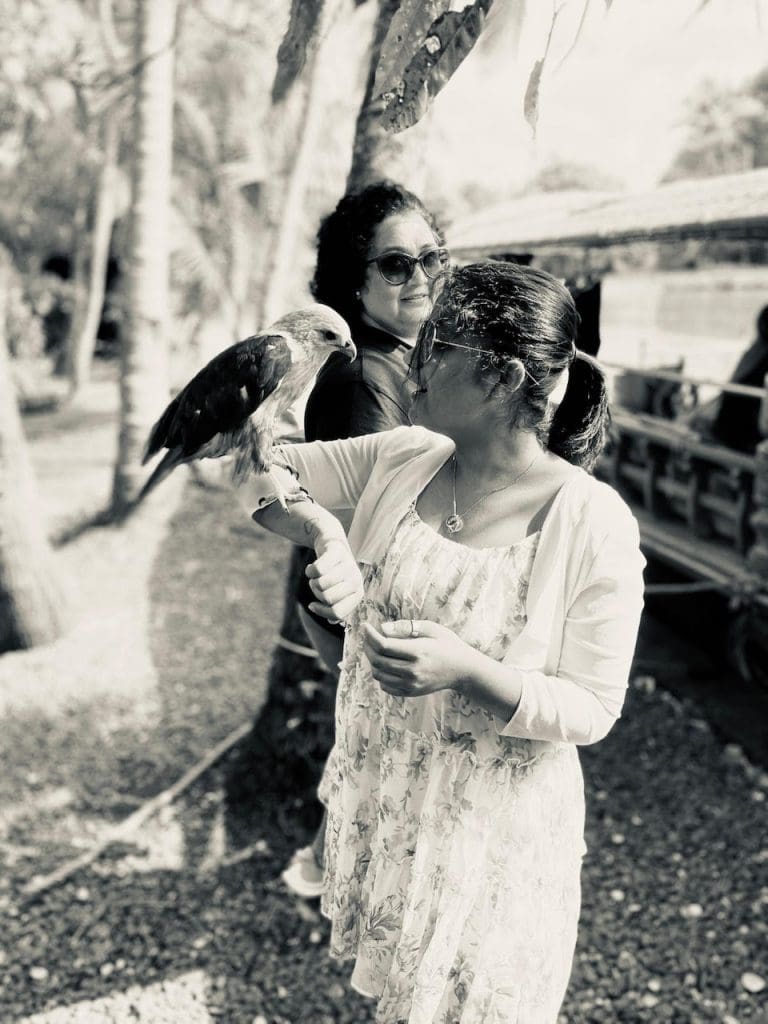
2,395,767,1023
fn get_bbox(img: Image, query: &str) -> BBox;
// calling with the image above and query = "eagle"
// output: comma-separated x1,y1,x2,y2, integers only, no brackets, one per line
138,304,355,507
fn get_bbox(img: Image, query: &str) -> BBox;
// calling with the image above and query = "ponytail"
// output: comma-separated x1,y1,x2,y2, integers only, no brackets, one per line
547,352,609,470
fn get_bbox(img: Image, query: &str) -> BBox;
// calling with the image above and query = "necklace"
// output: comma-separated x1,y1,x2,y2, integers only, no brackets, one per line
444,452,540,535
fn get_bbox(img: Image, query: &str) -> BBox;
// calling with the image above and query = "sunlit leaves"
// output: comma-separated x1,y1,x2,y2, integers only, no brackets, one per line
523,58,544,133
523,1,562,134
373,0,450,102
378,0,495,133
271,0,323,103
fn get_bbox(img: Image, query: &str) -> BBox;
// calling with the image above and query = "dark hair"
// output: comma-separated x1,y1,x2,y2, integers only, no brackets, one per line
310,180,444,325
426,261,609,470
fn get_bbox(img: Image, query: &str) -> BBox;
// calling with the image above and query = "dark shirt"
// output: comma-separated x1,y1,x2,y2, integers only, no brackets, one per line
304,318,414,440
296,316,414,623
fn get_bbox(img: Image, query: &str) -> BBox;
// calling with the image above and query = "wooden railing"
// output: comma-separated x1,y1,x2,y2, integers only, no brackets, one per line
599,368,768,603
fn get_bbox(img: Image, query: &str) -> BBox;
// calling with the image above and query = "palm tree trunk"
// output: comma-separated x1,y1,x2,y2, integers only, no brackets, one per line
54,197,88,378
112,0,176,513
69,114,121,400
0,260,66,651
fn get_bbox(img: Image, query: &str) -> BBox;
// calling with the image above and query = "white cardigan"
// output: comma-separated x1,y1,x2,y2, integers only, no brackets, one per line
240,425,646,747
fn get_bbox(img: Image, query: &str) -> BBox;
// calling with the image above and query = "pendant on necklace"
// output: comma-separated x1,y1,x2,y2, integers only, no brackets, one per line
444,513,464,534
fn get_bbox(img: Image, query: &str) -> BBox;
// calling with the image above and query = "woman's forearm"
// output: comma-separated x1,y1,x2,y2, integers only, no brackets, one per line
457,654,523,722
252,497,348,556
457,654,616,745
253,497,364,623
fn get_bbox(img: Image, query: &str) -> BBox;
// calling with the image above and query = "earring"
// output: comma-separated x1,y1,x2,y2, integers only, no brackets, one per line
355,290,361,299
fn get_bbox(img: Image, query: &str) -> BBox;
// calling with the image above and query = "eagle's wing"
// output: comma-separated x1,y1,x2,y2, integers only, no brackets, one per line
143,334,293,463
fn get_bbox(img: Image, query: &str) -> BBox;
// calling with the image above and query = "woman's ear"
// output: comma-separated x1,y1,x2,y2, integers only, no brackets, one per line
548,367,569,409
504,358,527,394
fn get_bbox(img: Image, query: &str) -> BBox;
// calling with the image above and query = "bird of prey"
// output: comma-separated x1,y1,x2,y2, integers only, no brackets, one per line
138,304,355,506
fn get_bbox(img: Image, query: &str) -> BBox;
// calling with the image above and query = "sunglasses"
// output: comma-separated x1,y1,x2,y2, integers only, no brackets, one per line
410,323,545,388
366,247,449,286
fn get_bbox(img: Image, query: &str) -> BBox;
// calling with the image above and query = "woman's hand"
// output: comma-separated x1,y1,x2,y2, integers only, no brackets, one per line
362,620,482,697
306,537,364,624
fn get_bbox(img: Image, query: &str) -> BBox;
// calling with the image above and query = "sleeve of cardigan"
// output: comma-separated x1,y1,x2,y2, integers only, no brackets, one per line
498,512,645,746
235,431,387,516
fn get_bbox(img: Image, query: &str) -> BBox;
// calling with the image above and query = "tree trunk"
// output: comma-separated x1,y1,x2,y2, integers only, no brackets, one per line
345,0,431,195
0,260,66,652
69,114,121,400
112,0,176,513
259,0,345,326
54,197,88,378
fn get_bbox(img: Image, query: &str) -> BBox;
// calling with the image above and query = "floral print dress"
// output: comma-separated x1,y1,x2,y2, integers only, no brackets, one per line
318,505,586,1024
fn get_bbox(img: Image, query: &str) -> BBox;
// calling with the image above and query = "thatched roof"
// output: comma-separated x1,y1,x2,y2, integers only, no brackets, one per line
448,168,768,257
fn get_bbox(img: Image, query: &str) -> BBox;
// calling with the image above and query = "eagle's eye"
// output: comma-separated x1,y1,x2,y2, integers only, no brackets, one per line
323,329,337,340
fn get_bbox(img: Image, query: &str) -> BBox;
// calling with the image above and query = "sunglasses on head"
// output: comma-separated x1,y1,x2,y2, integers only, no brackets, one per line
366,247,449,286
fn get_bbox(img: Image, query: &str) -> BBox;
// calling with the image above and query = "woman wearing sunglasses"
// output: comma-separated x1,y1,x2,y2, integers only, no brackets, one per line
284,182,447,897
245,262,644,1022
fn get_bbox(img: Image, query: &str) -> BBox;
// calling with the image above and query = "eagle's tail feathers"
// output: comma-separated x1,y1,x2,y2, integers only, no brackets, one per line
142,398,181,465
136,447,185,504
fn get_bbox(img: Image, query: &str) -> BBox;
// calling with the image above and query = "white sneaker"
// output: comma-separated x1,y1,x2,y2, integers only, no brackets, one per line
281,845,324,899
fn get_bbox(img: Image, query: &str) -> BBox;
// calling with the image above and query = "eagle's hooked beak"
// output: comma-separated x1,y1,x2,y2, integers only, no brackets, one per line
339,337,357,361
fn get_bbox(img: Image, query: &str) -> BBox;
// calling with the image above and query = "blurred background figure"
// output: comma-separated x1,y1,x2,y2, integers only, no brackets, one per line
569,274,602,357
708,304,768,452
682,304,768,452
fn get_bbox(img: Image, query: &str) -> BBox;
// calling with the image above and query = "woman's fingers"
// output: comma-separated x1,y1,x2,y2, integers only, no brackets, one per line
309,576,356,606
305,562,348,587
375,674,413,696
332,592,363,621
307,601,343,623
365,650,411,678
308,546,353,578
380,619,444,640
362,623,418,661
307,586,363,624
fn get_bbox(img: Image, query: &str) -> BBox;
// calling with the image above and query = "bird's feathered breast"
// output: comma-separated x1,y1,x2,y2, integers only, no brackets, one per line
145,334,293,459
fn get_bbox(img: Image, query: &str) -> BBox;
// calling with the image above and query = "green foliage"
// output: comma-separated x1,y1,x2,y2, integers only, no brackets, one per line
0,250,45,360
523,57,545,133
172,9,283,330
372,0,450,102
379,0,495,133
528,159,624,193
663,69,768,183
0,111,96,269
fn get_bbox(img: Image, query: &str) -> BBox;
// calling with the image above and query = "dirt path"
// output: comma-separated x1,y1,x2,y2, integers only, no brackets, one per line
22,365,121,541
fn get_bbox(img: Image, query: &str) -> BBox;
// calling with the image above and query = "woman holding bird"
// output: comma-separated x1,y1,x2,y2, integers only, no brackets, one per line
239,261,645,1024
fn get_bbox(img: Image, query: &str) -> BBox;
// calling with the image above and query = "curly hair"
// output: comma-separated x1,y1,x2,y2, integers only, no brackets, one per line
310,180,444,325
425,262,609,470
